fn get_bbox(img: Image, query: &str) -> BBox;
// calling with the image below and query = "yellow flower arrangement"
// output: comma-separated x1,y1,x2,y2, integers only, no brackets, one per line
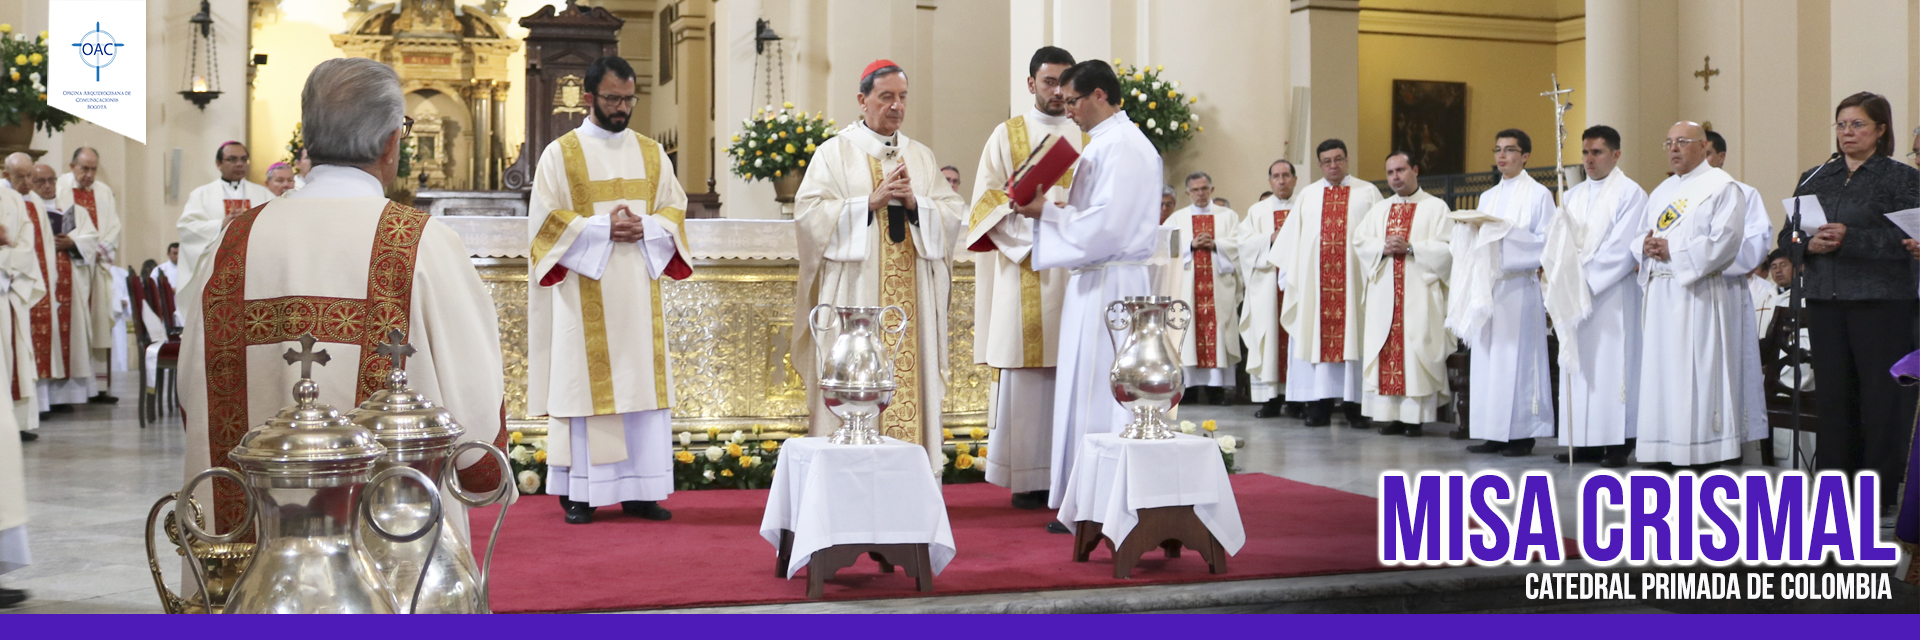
741,456,757,469
955,453,975,470
28,53,41,65
510,431,524,444
534,450,548,463
726,104,833,183
1203,420,1217,432
970,427,986,440
0,24,11,35
1113,62,1196,154
943,428,954,440
721,469,735,477
675,450,696,464
727,442,744,458
978,445,987,459
956,443,971,456
761,440,780,452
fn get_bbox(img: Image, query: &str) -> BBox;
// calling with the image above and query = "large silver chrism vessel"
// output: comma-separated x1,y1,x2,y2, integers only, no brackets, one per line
810,304,909,445
1106,296,1191,439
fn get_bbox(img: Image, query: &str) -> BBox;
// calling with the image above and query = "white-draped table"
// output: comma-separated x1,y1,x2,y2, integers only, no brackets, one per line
1056,432,1246,578
758,436,955,597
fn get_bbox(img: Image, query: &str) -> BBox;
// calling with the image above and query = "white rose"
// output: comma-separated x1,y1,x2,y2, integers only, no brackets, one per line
939,453,949,470
1146,118,1157,129
778,114,789,123
742,118,753,128
1174,80,1182,88
754,158,763,167
507,445,534,465
703,469,716,481
1218,435,1237,454
28,72,38,83
1179,420,1196,434
705,445,725,462
1190,113,1199,122
731,430,746,444
678,431,692,447
1155,128,1164,135
748,140,757,148
516,470,542,495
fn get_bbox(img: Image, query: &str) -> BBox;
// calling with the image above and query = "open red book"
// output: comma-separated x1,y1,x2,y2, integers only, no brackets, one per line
1006,133,1081,206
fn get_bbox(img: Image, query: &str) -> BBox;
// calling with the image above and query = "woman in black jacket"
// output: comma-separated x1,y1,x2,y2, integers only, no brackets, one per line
1784,91,1919,494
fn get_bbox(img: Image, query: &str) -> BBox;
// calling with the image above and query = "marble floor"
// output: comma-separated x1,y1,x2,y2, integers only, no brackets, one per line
0,373,1869,613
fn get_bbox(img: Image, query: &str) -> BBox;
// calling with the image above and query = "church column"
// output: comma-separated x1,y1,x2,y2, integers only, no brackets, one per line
1584,0,1637,159
467,79,495,190
673,0,715,191
1009,0,1047,115
1053,0,1112,67
1288,0,1359,171
492,81,512,188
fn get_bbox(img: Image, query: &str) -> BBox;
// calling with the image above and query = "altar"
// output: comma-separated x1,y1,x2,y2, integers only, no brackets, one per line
442,216,989,440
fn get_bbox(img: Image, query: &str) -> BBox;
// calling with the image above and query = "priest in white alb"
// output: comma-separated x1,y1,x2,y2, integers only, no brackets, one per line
1352,151,1454,437
1631,122,1752,467
793,60,965,469
180,58,506,538
1166,172,1241,405
56,147,125,404
1541,125,1647,468
1705,130,1775,457
24,164,99,412
965,46,1081,509
1448,129,1554,457
0,156,43,439
1010,60,1163,526
1235,160,1299,419
1270,139,1383,427
175,141,273,291
529,57,690,524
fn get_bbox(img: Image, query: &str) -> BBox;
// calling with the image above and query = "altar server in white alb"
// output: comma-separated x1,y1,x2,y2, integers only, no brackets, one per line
0,156,41,439
529,57,691,524
175,142,273,291
1704,130,1774,457
1351,151,1453,437
1166,172,1240,405
1631,122,1753,467
1541,125,1647,468
794,60,965,468
1011,60,1162,525
1271,140,1382,427
181,58,506,538
56,148,125,403
23,164,100,412
1448,129,1553,457
965,46,1082,509
1235,160,1298,419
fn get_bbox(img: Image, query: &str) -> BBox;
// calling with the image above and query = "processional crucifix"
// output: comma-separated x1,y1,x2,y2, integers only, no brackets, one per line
1539,73,1575,205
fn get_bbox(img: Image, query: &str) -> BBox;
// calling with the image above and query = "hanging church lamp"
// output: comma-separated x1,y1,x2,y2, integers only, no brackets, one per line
179,0,222,110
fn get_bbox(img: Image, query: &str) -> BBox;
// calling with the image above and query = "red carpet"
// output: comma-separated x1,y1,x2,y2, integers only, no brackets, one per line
471,473,1413,613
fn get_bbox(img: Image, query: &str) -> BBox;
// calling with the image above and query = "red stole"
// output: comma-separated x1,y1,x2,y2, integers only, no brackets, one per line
71,189,99,227
24,201,71,380
1378,203,1417,396
1317,187,1350,362
1272,207,1292,380
1192,213,1219,369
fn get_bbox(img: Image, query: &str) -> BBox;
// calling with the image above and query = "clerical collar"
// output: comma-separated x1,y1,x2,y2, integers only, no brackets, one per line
575,119,628,141
1028,109,1071,127
222,178,246,190
286,164,385,200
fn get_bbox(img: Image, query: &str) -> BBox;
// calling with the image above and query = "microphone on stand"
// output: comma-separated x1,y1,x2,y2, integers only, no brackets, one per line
1783,151,1839,472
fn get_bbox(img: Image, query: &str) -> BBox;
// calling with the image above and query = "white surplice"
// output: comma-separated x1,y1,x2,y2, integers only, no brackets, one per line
25,193,97,406
0,191,43,434
1166,203,1241,387
1446,172,1553,442
1270,176,1383,403
1352,190,1454,423
1234,195,1293,402
529,122,691,505
964,110,1083,494
1028,111,1162,508
56,174,122,365
1542,170,1648,447
793,122,966,469
1723,181,1773,444
180,164,505,531
176,179,273,291
1630,164,1751,465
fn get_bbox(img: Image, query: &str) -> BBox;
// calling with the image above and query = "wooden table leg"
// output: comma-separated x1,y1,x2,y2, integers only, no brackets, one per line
1072,520,1102,562
1112,506,1228,579
776,529,794,578
912,544,933,593
802,543,935,599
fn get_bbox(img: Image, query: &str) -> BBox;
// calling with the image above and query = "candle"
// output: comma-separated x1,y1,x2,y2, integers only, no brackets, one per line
192,75,208,92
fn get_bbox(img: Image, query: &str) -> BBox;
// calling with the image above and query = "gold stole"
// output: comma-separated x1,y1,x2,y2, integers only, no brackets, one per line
965,115,1091,368
550,130,686,414
869,157,922,443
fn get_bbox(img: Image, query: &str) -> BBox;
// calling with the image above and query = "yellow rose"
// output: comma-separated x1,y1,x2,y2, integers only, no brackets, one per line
29,53,42,65
40,31,48,41
1112,58,1122,66
978,445,988,458
798,159,807,167
707,426,721,438
785,143,796,154
510,431,524,444
1157,65,1165,72
534,450,548,463
779,131,787,139
675,450,695,464
1133,73,1144,81
804,143,816,153
761,440,780,452
783,101,794,109
1203,420,1217,432
1168,89,1177,98
727,442,744,458
756,150,763,157
1148,102,1156,110
37,94,45,102
955,453,975,470
13,55,24,66
740,456,757,469
721,469,735,477
1198,126,1204,132
0,24,11,34
10,71,19,82
731,134,740,143
1182,123,1190,131
943,428,954,440
1190,96,1198,104
828,119,836,126
956,442,971,456
774,170,782,177
970,427,986,440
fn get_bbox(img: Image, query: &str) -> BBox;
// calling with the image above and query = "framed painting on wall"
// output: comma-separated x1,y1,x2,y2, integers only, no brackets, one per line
1391,80,1467,176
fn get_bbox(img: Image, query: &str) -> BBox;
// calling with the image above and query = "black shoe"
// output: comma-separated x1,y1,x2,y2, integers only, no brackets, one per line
1010,491,1048,510
1601,446,1631,468
1466,440,1507,454
1340,402,1366,425
0,586,28,609
622,500,672,521
1046,521,1071,534
1500,438,1535,457
1253,400,1287,419
89,393,118,404
50,405,72,414
1377,421,1407,436
36,412,48,421
561,497,595,524
1448,427,1470,440
1303,400,1331,427
1209,388,1230,406
1403,423,1423,437
1282,402,1305,418
1179,387,1202,406
18,431,35,442
1640,461,1676,472
1553,447,1604,464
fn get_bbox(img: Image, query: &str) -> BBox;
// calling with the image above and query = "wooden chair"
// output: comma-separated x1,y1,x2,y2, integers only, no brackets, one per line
133,273,180,426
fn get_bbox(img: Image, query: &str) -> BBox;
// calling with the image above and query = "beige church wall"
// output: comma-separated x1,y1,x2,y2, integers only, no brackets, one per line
1356,34,1562,182
1140,0,1291,209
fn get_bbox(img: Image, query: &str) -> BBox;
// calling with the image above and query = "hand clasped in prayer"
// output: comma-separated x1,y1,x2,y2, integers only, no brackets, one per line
609,204,647,242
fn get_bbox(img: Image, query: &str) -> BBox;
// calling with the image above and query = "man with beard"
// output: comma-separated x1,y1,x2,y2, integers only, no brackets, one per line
529,56,693,524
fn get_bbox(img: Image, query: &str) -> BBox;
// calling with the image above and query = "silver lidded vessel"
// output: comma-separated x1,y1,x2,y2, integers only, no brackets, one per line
810,304,909,445
1106,296,1192,439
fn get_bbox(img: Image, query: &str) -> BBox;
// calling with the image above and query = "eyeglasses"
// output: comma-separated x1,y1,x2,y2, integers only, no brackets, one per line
1064,94,1085,107
1493,146,1524,154
1835,120,1876,133
1660,138,1699,150
402,116,414,136
595,93,639,107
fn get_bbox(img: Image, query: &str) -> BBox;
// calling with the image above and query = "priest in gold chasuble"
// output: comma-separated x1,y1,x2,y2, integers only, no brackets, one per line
528,57,691,524
794,61,966,469
181,59,506,536
965,47,1082,504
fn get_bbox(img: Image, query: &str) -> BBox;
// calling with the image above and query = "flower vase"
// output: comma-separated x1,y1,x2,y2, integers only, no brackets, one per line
773,172,803,219
0,115,35,152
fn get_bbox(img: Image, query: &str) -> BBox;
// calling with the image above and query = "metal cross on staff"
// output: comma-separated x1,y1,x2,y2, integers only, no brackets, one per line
1539,73,1576,205
282,332,331,380
374,329,416,372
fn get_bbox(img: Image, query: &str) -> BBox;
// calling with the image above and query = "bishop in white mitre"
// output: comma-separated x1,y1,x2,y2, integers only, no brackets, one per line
965,47,1082,506
1540,126,1647,468
0,157,44,437
1628,122,1753,467
181,58,506,539
1235,160,1299,418
57,148,126,400
24,164,99,409
1448,129,1553,456
528,57,689,524
1352,152,1454,435
793,61,965,469
1706,132,1775,454
1167,173,1241,402
1271,140,1383,427
1009,60,1163,517
175,141,273,291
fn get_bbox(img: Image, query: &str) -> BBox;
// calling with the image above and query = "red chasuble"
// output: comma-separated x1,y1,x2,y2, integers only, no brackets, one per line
1377,203,1417,396
1317,187,1350,362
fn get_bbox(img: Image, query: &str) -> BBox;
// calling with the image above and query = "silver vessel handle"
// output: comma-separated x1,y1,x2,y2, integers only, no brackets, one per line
1104,300,1130,352
1165,299,1193,347
880,305,910,337
807,304,838,379
360,466,443,614
177,467,253,615
442,440,516,608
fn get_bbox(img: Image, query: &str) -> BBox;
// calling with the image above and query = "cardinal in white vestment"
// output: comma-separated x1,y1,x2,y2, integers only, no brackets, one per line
966,47,1082,507
1448,129,1554,456
1541,127,1648,467
1167,172,1241,404
528,57,690,524
1631,122,1753,467
1352,152,1454,435
1235,161,1300,418
793,61,966,469
1270,140,1383,427
175,141,273,292
24,165,98,410
181,58,506,539
0,157,43,438
57,148,125,401
1706,131,1775,454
